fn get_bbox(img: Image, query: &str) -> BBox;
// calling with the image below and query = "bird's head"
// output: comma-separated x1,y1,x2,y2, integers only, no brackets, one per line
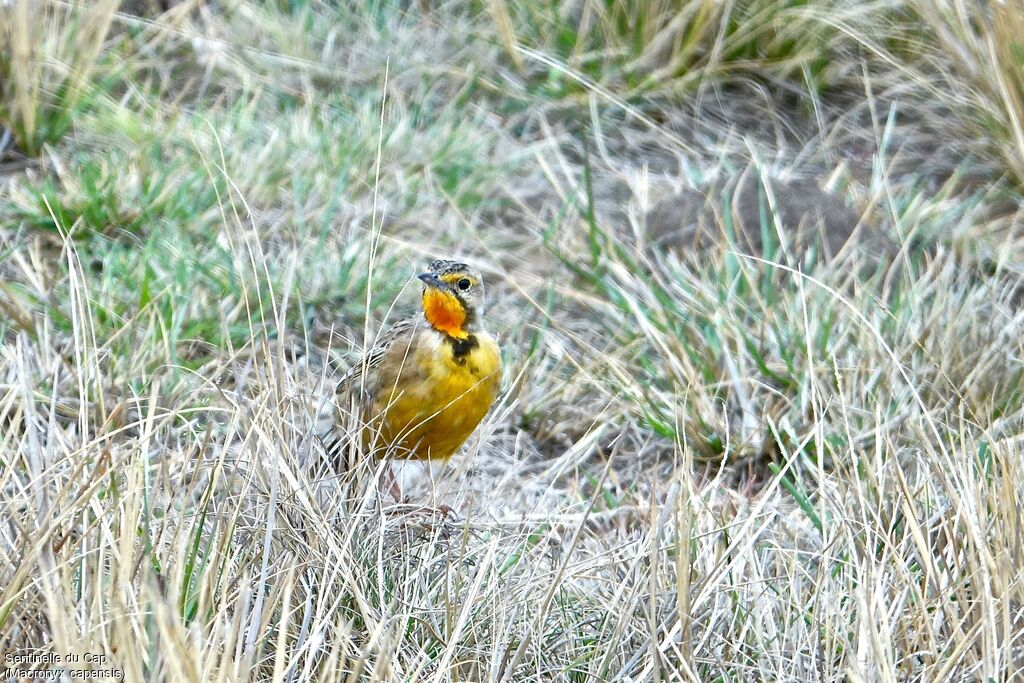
417,259,485,340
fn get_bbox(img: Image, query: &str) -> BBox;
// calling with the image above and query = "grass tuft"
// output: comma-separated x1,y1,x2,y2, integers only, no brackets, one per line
0,0,123,156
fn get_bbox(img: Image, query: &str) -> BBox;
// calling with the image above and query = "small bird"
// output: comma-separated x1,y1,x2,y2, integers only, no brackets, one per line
318,259,502,490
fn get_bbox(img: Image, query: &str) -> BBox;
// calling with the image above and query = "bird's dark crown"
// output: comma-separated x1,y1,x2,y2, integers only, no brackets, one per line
427,259,470,276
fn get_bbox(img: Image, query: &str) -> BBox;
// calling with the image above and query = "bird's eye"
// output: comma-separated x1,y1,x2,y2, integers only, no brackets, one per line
457,278,472,291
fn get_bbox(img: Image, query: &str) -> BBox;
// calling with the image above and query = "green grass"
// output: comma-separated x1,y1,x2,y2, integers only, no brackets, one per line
0,0,123,156
1,0,1023,681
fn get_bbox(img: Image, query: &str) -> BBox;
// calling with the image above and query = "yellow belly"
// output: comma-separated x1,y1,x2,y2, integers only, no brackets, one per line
368,331,501,461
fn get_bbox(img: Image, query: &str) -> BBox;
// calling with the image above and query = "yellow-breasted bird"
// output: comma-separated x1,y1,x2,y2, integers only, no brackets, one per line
317,259,502,478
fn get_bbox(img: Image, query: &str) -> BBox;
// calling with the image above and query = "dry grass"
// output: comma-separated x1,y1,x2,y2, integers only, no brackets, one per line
1,1,1023,681
0,0,122,156
903,0,1024,190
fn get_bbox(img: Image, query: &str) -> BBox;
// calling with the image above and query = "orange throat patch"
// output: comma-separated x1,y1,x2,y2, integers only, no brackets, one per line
422,288,469,339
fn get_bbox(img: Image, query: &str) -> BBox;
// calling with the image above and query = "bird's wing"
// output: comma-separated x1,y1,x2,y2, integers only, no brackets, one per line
334,315,421,403
314,315,421,464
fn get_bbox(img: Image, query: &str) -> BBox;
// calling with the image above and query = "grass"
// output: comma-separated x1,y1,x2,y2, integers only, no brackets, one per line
1,0,1023,681
0,0,122,156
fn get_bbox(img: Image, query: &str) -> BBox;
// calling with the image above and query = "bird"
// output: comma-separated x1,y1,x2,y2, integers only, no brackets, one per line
316,259,502,497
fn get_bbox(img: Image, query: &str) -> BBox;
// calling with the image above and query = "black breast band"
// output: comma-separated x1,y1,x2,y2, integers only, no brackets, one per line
449,334,479,360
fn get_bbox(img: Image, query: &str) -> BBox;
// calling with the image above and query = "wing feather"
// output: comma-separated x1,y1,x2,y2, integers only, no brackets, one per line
315,315,423,466
333,316,420,401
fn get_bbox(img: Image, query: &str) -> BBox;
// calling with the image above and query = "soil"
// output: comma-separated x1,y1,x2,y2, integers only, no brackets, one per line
644,172,896,263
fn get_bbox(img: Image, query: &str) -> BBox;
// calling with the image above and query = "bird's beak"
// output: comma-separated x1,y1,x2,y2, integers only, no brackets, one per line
417,272,443,289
